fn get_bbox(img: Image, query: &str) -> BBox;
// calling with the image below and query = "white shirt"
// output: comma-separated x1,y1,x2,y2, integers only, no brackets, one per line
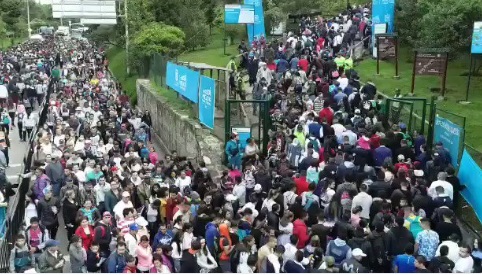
124,233,138,257
94,183,110,203
267,253,281,273
332,123,347,138
337,77,349,90
113,200,134,220
351,192,373,220
175,176,192,193
283,243,297,271
0,85,8,98
233,183,247,207
453,256,474,273
428,180,454,200
435,240,460,263
182,232,194,250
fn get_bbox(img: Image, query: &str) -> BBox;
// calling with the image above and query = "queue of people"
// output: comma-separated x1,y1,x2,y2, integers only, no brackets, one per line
224,4,481,274
4,4,482,275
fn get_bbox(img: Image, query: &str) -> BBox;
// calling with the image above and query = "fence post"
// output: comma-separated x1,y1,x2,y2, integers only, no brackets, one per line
427,96,436,153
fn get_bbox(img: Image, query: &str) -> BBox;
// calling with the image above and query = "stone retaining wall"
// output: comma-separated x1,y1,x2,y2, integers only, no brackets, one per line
136,79,225,176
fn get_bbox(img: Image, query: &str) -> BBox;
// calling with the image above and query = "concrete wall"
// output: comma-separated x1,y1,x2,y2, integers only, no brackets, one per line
136,79,225,176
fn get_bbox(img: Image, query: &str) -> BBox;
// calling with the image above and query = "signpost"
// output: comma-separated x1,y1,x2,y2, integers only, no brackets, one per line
375,33,399,78
462,21,482,104
372,23,387,58
223,4,255,55
411,48,449,97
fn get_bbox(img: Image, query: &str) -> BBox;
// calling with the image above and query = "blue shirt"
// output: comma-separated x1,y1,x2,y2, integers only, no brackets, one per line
394,254,416,273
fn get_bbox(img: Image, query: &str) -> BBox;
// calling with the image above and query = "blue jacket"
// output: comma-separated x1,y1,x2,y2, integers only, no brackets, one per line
205,222,219,251
152,230,174,249
373,146,392,167
107,252,126,273
277,59,289,73
308,123,322,139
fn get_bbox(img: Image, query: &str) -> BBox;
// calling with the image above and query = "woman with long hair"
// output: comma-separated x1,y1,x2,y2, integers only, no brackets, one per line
170,230,183,272
63,189,80,240
196,238,218,273
74,216,95,251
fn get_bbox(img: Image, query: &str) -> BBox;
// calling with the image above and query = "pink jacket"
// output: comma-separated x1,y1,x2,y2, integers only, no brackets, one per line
149,152,159,165
136,245,153,271
357,136,371,150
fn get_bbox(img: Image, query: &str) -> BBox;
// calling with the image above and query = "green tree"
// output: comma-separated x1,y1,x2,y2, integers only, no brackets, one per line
424,0,482,51
204,0,222,34
0,0,22,30
87,25,119,47
147,0,209,49
131,22,185,74
132,22,185,56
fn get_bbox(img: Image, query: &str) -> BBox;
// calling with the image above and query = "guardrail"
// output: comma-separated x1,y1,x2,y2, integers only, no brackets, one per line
0,77,55,272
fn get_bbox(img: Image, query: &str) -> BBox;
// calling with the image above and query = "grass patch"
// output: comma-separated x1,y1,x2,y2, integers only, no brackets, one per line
107,47,139,103
151,82,195,117
179,27,239,68
1,37,26,49
107,47,195,117
356,47,482,151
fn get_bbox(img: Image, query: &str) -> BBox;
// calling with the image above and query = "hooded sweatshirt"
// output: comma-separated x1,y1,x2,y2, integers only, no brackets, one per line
205,222,219,251
326,238,352,266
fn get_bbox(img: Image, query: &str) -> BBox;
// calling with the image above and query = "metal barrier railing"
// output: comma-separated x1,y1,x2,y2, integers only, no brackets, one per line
0,77,55,272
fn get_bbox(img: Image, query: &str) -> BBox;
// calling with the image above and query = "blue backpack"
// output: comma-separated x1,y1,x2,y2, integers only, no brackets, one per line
304,193,316,211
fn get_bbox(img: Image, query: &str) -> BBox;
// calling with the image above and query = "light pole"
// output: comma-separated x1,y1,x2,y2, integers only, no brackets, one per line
124,0,130,75
27,0,31,37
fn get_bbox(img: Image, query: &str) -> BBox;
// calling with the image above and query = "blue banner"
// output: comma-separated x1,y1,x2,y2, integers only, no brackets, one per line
458,149,482,224
166,62,200,103
471,21,482,54
245,0,265,44
199,76,216,129
433,116,462,168
371,0,395,43
225,4,255,24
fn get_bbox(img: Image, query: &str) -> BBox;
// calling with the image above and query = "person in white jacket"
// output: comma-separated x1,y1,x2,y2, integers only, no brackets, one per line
197,238,218,273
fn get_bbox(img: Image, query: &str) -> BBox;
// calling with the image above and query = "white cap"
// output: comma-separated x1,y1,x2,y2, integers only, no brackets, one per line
414,170,424,177
352,248,367,257
397,154,405,161
254,184,262,191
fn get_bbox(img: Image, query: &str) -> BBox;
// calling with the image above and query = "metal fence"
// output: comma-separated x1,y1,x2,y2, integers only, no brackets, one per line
144,53,231,141
0,78,54,272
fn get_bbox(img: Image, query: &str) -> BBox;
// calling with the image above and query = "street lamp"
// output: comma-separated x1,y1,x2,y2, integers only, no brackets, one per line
118,0,130,76
27,0,32,37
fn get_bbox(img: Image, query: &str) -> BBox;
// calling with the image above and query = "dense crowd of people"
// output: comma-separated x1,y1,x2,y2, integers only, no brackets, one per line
3,4,481,275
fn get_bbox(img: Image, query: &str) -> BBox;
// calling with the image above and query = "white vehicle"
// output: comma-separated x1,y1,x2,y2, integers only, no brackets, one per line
56,26,70,36
30,34,44,41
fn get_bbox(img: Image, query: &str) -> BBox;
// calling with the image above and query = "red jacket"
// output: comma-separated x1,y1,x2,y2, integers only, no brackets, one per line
298,59,309,73
75,226,95,251
369,134,381,150
293,219,309,249
319,108,334,125
294,176,309,196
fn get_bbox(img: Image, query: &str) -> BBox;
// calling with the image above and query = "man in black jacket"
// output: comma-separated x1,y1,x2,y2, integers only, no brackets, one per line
386,216,415,259
180,239,201,273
